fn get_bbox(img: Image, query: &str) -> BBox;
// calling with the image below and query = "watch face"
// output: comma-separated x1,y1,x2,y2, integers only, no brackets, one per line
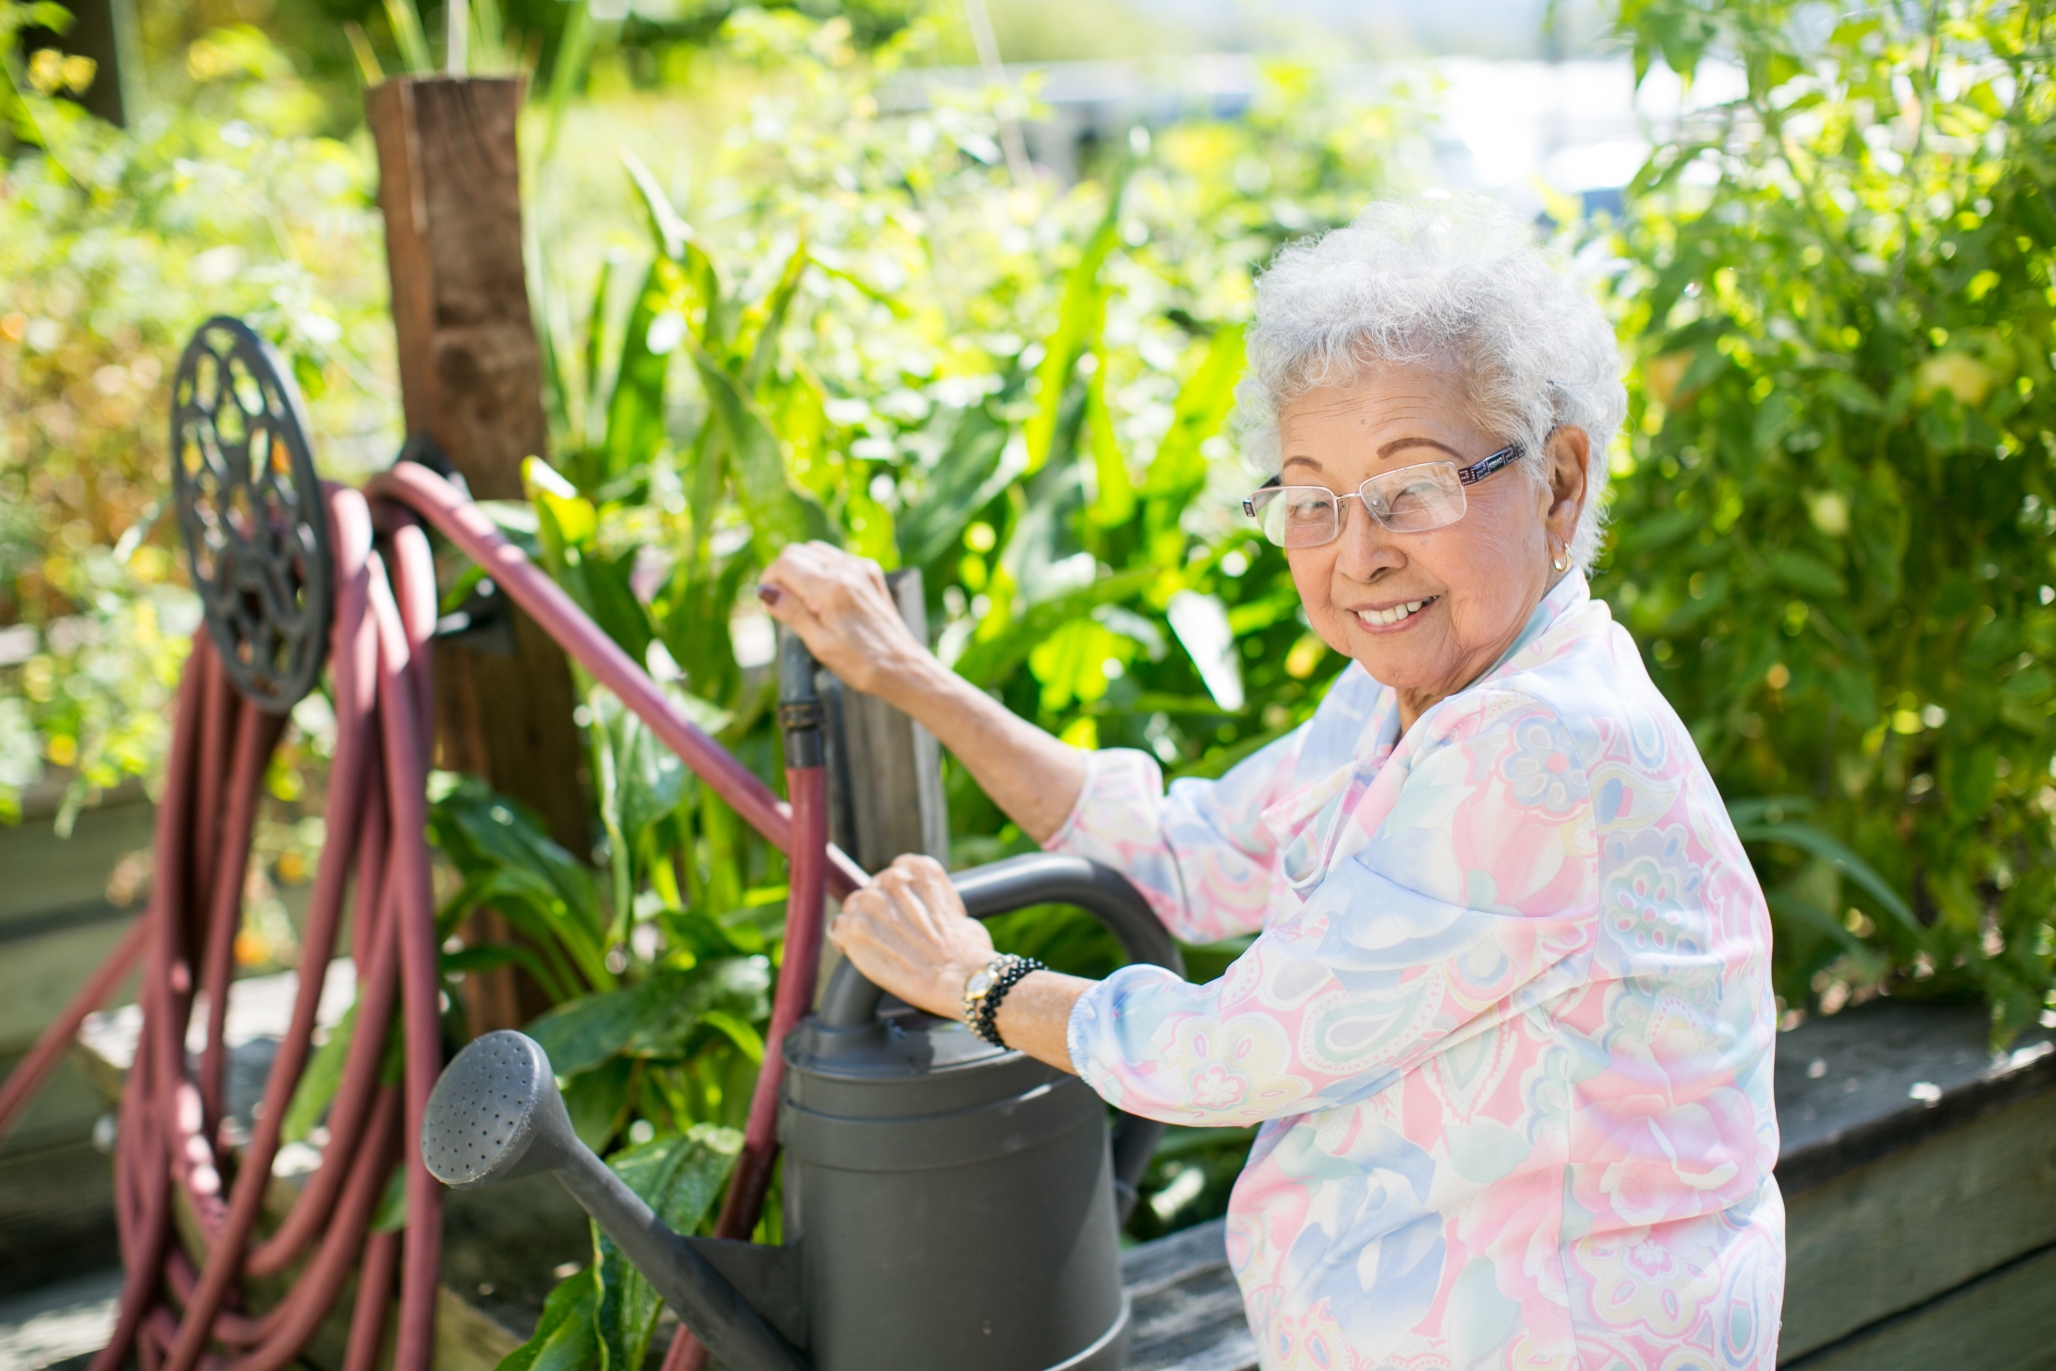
965,968,997,998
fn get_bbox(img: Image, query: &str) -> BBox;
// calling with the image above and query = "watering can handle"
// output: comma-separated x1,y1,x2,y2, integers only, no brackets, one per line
816,852,1185,1218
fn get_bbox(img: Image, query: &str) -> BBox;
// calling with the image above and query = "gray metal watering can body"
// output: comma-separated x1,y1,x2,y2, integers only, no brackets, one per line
424,855,1181,1371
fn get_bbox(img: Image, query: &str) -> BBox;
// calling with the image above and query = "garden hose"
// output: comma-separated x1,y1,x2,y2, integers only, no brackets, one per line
0,460,857,1370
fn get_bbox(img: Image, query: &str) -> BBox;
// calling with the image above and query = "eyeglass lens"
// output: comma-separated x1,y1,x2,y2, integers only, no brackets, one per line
1249,464,1469,547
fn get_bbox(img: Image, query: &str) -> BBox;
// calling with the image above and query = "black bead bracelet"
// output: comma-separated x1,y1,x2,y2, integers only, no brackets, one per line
970,955,1046,1049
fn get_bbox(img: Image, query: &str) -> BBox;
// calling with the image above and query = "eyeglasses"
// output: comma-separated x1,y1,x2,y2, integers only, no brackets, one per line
1241,444,1523,548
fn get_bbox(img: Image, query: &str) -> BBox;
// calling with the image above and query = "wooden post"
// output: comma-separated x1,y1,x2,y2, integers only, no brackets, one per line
820,569,950,871
367,76,587,1030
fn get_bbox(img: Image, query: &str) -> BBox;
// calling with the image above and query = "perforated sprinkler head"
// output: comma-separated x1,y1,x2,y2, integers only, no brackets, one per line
421,1030,577,1190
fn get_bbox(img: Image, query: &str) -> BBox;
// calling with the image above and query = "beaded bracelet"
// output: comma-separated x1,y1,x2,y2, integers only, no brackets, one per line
967,954,1046,1049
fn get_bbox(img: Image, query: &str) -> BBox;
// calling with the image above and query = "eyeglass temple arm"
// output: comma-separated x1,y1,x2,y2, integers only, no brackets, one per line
1242,474,1282,518
1456,444,1522,486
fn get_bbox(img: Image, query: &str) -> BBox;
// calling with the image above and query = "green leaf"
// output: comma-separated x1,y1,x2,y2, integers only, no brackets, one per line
593,1126,743,1371
591,688,689,859
953,568,1158,687
563,1055,637,1152
1144,325,1245,567
282,1002,357,1143
599,260,673,493
495,1265,600,1371
896,402,1013,567
686,337,835,560
1024,205,1122,474
741,238,810,395
370,1163,407,1233
1084,363,1135,528
1766,550,1846,599
1730,818,1918,933
429,778,608,990
526,958,771,1076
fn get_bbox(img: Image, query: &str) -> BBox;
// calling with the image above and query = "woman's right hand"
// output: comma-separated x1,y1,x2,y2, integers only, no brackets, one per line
757,541,935,701
762,542,1089,844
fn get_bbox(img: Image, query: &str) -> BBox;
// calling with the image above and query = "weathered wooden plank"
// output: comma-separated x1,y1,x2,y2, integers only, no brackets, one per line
1781,1088,2056,1358
366,74,588,1033
0,791,153,932
0,1139,117,1293
1122,1218,1258,1371
1774,1000,2056,1194
0,1053,109,1157
0,916,139,1057
1781,1240,2056,1371
819,568,949,873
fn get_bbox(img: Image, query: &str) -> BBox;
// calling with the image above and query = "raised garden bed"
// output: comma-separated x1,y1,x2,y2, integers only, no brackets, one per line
60,978,2056,1371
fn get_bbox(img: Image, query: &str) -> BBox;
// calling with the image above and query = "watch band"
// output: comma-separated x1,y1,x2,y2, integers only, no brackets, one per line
962,954,1046,1048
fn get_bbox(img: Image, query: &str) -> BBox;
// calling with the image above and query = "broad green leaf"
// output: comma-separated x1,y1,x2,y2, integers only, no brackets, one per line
686,337,835,559
282,1002,357,1143
1084,363,1135,528
952,568,1158,687
593,1126,743,1371
563,1055,637,1152
494,1264,599,1371
527,958,771,1076
896,402,1013,567
1144,325,1243,567
740,237,810,394
1023,205,1121,474
1730,819,1918,932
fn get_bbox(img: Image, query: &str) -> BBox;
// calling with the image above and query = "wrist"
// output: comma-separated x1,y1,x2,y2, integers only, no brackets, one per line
881,647,961,713
960,953,1047,1048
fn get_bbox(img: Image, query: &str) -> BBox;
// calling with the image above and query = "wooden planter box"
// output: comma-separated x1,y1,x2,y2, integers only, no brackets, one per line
0,780,153,1291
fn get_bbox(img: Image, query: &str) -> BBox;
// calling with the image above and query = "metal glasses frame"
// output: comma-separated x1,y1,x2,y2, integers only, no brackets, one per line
1241,443,1524,539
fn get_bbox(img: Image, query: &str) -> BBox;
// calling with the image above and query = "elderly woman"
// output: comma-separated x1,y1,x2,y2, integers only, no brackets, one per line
760,197,1783,1371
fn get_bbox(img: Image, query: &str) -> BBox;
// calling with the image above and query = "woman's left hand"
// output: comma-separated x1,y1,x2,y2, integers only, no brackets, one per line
831,855,994,1020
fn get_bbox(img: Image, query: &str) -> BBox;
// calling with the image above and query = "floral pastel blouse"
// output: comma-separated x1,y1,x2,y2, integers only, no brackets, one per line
1055,572,1783,1371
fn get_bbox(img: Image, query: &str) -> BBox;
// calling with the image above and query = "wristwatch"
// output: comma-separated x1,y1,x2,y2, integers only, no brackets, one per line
960,953,1047,1048
961,957,1005,1029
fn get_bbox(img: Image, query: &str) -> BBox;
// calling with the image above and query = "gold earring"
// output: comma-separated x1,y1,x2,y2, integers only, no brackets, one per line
1552,551,1567,571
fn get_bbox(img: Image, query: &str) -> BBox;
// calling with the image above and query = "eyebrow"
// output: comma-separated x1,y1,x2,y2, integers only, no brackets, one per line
1281,436,1465,473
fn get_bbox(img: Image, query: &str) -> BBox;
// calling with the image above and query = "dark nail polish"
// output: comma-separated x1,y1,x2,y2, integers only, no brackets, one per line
757,584,783,606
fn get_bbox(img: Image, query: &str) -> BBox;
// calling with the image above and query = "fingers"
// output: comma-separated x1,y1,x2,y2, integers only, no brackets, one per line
762,542,887,620
870,862,943,936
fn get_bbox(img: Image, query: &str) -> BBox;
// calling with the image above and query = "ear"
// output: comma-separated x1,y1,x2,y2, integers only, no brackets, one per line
1542,427,1591,551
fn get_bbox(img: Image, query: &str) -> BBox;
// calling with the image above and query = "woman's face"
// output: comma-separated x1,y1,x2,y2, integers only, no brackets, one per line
1277,363,1590,725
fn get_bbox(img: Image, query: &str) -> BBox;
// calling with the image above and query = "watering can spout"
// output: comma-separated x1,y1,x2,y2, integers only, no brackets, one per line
423,1031,810,1371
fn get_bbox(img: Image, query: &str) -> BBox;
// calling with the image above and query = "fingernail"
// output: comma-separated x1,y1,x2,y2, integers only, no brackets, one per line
756,584,783,606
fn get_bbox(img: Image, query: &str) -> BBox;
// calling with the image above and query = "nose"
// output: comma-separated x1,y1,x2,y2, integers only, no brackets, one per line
1332,496,1403,582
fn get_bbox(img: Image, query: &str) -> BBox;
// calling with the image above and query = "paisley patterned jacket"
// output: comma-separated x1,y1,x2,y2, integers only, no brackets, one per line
1056,572,1783,1371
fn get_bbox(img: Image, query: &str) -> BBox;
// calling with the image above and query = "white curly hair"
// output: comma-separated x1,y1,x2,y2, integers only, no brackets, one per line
1235,193,1627,572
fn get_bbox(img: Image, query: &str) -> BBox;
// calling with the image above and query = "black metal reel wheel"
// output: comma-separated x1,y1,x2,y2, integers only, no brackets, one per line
170,317,334,714
818,852,1186,1222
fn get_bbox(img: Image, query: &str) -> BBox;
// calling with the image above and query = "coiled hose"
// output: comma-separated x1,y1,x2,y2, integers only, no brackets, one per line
0,464,862,1371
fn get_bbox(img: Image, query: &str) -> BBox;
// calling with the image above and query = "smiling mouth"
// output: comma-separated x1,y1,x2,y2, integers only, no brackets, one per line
1354,596,1439,629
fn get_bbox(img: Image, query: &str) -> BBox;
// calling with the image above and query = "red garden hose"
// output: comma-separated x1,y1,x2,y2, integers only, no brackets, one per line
0,463,856,1370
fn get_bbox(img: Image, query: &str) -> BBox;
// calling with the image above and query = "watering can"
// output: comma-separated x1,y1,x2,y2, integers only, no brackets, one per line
422,653,1184,1371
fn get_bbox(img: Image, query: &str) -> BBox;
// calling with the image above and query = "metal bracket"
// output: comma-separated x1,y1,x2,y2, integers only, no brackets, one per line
170,317,334,714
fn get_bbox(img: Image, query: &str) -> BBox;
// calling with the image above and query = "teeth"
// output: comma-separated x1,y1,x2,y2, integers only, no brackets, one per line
1357,598,1430,628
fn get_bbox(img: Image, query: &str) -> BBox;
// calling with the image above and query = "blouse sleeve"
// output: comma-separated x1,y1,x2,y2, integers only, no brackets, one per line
1042,732,1308,944
1064,687,1601,1126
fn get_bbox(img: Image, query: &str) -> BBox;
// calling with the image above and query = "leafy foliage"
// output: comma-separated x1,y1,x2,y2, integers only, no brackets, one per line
496,1125,742,1371
1596,0,2056,1035
0,32,391,829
